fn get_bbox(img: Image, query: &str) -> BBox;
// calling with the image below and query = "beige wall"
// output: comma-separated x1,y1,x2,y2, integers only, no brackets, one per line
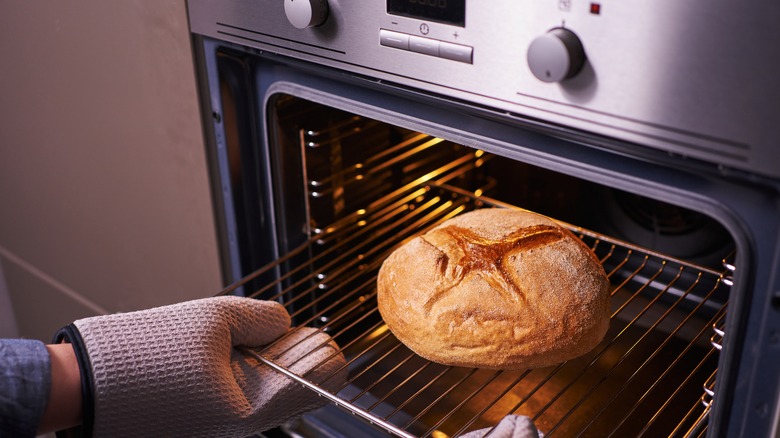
0,1,223,341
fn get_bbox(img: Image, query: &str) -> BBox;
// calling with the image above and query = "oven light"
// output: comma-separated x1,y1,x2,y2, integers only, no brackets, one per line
364,325,389,341
357,209,367,215
590,3,601,14
475,150,485,157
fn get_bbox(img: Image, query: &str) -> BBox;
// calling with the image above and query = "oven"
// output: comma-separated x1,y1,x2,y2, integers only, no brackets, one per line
186,1,780,436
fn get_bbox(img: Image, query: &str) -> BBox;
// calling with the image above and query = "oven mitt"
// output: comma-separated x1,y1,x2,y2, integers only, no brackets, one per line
237,325,349,426
53,296,347,437
459,415,544,438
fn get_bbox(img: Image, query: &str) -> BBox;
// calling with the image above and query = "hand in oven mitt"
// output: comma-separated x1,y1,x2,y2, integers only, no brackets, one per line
54,296,347,437
459,415,544,438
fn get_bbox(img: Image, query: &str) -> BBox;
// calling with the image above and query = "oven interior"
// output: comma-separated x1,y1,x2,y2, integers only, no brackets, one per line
215,85,738,437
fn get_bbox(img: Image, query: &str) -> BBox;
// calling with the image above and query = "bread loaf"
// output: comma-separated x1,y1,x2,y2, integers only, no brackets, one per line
377,208,610,370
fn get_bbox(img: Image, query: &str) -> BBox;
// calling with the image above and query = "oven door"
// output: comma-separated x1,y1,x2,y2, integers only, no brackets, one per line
193,37,780,437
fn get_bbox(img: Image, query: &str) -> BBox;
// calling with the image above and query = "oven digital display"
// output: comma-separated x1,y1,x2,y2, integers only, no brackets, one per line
387,0,466,27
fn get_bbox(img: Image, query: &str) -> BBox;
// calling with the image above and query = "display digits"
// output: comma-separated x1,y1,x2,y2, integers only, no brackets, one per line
388,0,464,26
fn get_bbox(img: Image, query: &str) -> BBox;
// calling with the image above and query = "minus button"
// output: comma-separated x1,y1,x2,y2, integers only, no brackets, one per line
379,29,410,51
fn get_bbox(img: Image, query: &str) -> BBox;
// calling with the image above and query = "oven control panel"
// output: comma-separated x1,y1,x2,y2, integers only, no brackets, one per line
379,29,473,64
188,0,780,179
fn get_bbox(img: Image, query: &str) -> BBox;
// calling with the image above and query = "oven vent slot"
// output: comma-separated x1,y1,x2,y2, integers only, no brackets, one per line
227,182,731,437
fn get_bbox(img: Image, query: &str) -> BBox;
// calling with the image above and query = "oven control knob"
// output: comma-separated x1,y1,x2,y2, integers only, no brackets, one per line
284,0,329,29
527,28,586,83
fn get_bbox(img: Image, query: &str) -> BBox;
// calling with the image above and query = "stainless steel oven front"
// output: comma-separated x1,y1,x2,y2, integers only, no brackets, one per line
187,1,780,436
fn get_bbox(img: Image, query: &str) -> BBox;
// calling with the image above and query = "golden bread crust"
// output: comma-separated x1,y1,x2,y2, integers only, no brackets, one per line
377,208,610,370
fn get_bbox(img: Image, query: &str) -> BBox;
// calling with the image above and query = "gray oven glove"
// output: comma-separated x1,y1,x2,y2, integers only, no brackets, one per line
53,296,347,437
459,414,544,438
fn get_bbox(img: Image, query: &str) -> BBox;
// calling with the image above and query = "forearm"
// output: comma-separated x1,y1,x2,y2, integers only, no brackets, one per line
38,343,83,434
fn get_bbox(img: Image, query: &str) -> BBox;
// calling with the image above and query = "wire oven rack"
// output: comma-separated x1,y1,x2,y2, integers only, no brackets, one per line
230,181,731,437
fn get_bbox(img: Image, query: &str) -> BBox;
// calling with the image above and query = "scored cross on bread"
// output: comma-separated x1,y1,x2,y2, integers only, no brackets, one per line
422,224,567,309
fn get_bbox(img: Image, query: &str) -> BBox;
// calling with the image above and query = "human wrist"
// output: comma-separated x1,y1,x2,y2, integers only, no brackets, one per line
39,343,82,434
52,323,95,437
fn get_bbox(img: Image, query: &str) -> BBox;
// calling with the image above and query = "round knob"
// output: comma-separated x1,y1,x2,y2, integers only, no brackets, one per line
527,28,586,83
284,0,329,29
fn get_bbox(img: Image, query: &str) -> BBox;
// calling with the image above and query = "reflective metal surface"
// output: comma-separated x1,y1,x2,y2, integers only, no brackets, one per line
188,0,780,178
